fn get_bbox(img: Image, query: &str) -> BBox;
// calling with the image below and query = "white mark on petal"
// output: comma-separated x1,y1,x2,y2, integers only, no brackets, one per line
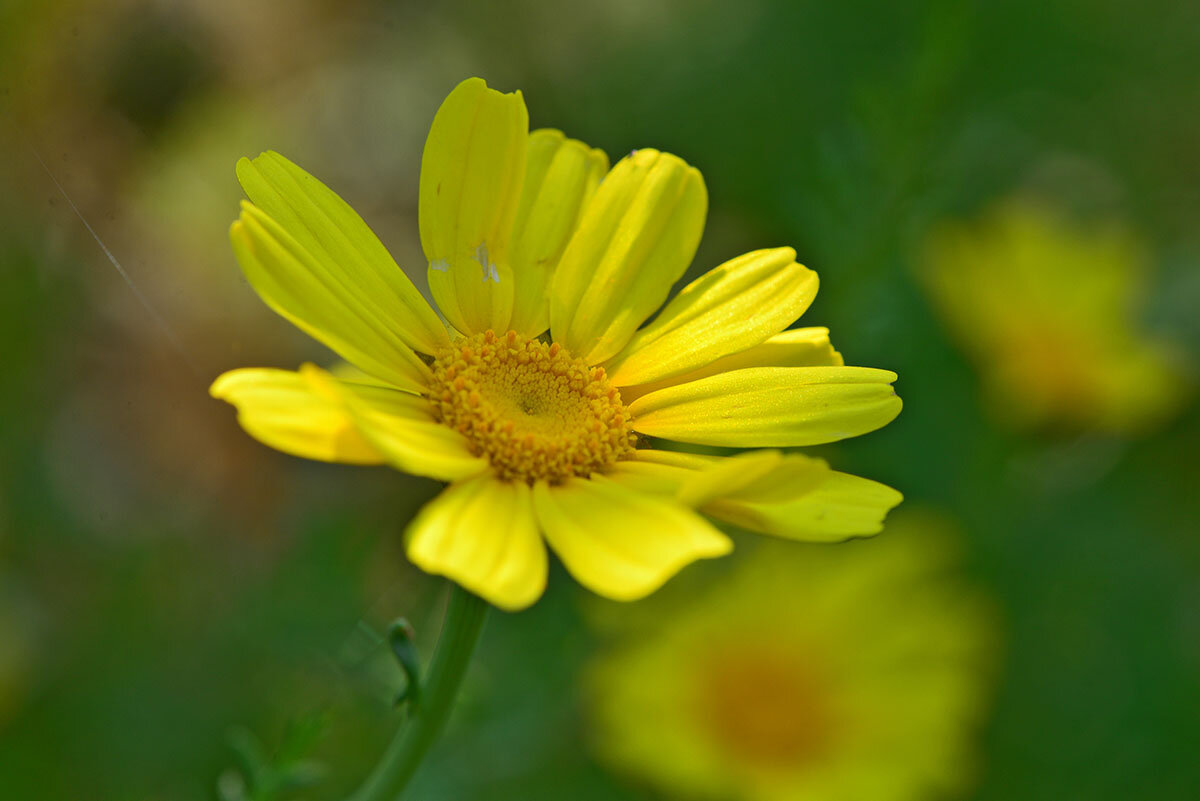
475,242,500,283
430,258,449,272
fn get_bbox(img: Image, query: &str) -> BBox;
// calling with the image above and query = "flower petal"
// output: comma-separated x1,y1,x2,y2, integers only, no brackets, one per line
508,129,609,338
603,248,818,386
532,476,731,601
236,151,449,355
406,476,547,610
707,326,843,368
210,367,384,464
629,366,902,447
612,449,820,506
231,204,430,393
621,450,902,541
706,470,903,542
298,365,488,482
616,326,843,402
673,450,785,507
710,452,831,504
419,77,529,335
600,459,691,497
550,149,707,364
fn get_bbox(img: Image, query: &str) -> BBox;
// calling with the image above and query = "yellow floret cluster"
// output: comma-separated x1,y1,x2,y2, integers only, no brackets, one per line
427,330,637,483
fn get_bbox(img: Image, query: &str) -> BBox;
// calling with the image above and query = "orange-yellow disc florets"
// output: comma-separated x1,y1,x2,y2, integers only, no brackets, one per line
427,330,637,483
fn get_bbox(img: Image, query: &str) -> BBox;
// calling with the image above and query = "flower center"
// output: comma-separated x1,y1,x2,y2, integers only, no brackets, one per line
427,330,637,483
696,643,835,770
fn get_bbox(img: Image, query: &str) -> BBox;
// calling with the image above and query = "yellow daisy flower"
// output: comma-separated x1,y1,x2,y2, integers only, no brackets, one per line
211,77,903,610
923,199,1188,433
586,512,998,801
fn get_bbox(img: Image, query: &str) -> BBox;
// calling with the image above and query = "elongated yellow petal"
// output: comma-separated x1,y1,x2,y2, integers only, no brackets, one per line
601,459,692,497
629,366,902,447
603,449,901,540
210,367,384,464
602,450,782,505
614,449,824,505
706,471,903,542
508,129,609,337
713,326,844,368
236,151,449,355
627,449,720,469
327,361,392,387
297,365,488,482
419,77,529,335
405,476,547,610
624,450,899,540
231,206,429,393
604,248,818,386
674,450,785,507
532,477,731,601
601,450,768,502
550,149,707,364
617,327,843,402
711,451,831,504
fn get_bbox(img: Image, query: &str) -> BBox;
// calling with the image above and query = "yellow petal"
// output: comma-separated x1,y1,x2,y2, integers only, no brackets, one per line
629,366,902,447
405,476,547,611
628,449,720,469
327,361,391,387
600,459,691,497
616,326,843,402
550,149,707,364
236,151,449,355
231,206,429,393
419,77,529,335
532,477,731,601
711,451,831,504
603,248,818,386
599,450,744,501
298,365,488,482
621,450,901,541
674,450,785,507
706,470,903,542
600,450,746,503
508,129,609,337
716,326,844,368
613,449,819,506
210,367,383,464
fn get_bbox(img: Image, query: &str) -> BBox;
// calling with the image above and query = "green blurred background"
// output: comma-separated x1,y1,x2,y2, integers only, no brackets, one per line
2,0,1199,798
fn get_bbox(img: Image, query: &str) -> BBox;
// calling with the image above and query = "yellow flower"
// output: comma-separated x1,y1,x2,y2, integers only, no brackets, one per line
210,77,903,610
923,199,1188,433
586,512,998,801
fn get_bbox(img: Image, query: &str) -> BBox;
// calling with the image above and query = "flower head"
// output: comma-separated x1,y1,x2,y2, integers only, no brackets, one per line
586,512,998,801
211,77,903,610
923,199,1188,433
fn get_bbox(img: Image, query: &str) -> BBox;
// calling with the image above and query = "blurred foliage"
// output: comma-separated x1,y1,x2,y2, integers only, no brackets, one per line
1,0,1199,800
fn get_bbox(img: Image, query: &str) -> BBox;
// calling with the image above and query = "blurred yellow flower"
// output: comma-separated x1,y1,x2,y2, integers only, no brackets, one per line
923,200,1187,433
211,77,903,610
586,512,998,801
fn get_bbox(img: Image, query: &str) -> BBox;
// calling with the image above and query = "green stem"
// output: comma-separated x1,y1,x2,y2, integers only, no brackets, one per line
345,584,488,801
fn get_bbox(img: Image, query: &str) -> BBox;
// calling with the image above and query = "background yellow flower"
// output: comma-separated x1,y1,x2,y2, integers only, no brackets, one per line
922,200,1189,434
587,511,999,801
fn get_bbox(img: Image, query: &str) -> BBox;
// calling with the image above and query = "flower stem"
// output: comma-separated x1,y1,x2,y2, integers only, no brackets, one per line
345,584,488,801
